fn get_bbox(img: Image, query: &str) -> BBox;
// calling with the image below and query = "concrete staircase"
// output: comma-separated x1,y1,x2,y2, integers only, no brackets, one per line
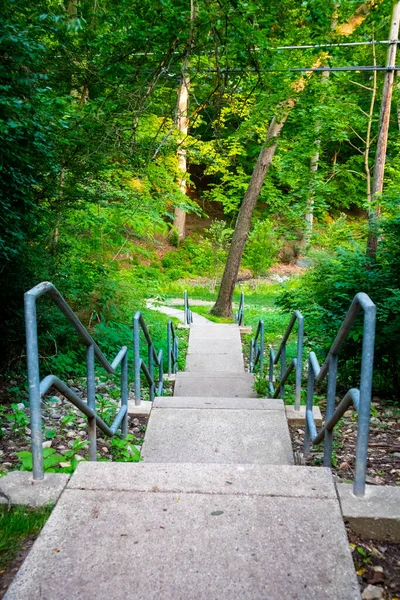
5,318,361,599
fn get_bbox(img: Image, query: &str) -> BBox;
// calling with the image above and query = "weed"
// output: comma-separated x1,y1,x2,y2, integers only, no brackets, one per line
6,404,30,435
110,434,142,462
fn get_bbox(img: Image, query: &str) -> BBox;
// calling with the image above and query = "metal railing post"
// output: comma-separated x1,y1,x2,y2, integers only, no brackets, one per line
148,342,155,402
158,350,163,395
260,321,264,372
269,349,275,393
353,305,376,496
86,344,96,461
295,315,304,411
323,354,338,467
133,314,141,406
304,358,315,454
279,343,286,399
121,351,128,438
24,292,44,480
167,321,172,376
184,290,193,325
174,336,178,373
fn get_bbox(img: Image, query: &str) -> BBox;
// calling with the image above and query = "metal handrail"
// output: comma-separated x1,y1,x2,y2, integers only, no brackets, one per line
250,320,264,372
167,320,179,376
24,281,129,481
133,311,163,404
184,290,193,325
235,291,245,325
304,293,376,497
269,311,304,411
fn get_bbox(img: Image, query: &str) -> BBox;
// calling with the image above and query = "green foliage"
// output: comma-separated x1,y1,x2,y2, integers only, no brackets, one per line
278,211,400,398
0,0,399,410
243,220,281,276
16,448,64,472
110,434,142,462
311,214,366,252
6,404,29,434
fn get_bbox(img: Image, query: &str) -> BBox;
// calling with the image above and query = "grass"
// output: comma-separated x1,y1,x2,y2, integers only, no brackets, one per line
0,504,52,572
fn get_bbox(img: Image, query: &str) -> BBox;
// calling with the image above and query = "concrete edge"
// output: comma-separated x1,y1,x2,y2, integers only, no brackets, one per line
68,462,337,499
153,397,284,410
0,472,70,507
285,405,323,427
337,483,400,541
127,401,152,416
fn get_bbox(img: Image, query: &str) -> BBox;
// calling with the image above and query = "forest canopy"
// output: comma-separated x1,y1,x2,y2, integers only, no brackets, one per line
1,0,400,395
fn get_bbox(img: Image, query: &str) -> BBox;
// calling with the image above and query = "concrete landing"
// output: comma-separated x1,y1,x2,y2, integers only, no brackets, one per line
153,396,284,410
174,372,256,397
141,407,294,464
5,462,360,600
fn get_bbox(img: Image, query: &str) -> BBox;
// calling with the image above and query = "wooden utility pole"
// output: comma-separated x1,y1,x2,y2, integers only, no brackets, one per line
366,0,400,258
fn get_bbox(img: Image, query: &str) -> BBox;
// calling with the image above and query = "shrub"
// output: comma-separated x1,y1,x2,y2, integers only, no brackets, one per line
277,215,400,399
243,220,281,277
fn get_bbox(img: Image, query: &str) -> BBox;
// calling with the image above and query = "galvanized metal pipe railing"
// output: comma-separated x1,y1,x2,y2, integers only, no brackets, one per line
133,311,163,404
184,290,193,325
235,291,245,326
304,293,376,497
167,320,179,376
249,320,264,372
24,282,129,481
268,311,304,411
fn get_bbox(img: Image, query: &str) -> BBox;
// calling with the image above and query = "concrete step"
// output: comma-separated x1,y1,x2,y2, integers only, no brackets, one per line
186,338,243,354
189,324,241,341
153,397,284,410
174,372,256,397
185,351,244,373
141,406,294,464
5,462,360,600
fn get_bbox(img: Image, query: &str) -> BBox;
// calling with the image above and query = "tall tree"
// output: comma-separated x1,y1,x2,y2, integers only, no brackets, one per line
211,1,376,318
211,0,380,317
172,0,196,242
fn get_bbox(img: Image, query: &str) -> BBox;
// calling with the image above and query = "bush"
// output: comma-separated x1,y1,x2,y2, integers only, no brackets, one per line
277,215,400,399
243,220,281,277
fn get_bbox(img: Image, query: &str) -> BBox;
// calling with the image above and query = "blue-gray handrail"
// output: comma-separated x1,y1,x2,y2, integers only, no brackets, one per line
269,311,304,411
133,311,163,404
184,290,193,325
235,291,245,326
167,320,179,376
24,282,129,481
304,292,376,497
250,320,264,372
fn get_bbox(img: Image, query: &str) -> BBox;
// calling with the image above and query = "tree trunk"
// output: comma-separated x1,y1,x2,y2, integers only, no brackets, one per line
210,112,292,317
367,0,400,258
211,1,378,317
173,74,190,241
172,0,195,242
305,69,330,243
